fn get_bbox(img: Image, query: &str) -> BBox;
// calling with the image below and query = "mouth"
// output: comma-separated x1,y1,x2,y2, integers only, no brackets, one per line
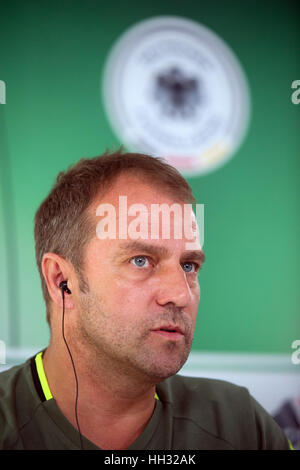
151,325,184,340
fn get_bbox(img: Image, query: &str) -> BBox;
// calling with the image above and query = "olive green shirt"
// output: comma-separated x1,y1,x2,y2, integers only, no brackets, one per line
0,353,290,450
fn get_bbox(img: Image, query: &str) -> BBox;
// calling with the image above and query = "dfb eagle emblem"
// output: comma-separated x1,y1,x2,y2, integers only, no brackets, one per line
154,67,201,118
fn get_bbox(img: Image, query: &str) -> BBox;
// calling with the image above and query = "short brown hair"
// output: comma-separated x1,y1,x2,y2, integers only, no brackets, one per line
34,148,196,323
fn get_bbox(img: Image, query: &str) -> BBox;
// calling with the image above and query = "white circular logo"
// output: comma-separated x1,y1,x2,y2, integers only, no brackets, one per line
102,16,251,176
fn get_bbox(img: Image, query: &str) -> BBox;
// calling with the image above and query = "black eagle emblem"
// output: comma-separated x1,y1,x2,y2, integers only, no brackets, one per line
154,67,201,118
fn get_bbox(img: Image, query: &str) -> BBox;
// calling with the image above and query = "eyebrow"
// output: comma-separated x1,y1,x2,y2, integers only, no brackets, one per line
115,240,205,264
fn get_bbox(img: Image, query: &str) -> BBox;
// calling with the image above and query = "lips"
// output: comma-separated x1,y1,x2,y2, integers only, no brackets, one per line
151,325,184,338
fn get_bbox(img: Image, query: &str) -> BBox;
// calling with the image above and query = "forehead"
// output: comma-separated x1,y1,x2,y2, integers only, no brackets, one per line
86,172,202,254
91,172,180,206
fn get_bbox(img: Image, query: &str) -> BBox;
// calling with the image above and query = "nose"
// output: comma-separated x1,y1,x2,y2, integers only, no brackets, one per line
155,264,193,309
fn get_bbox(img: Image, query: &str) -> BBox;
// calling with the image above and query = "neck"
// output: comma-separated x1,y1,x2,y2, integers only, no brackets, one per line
42,337,157,449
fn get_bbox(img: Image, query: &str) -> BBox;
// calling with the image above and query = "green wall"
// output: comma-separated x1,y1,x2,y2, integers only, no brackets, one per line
0,0,299,353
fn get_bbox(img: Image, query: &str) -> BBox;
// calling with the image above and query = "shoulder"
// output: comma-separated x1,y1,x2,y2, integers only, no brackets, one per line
0,362,27,410
159,374,247,399
0,362,27,389
158,374,251,411
0,361,33,449
158,374,253,431
157,375,290,450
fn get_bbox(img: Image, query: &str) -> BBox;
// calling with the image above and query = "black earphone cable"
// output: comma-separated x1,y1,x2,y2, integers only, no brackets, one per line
61,288,84,450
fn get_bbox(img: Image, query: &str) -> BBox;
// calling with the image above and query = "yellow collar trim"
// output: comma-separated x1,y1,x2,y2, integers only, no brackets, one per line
35,351,159,402
35,351,53,401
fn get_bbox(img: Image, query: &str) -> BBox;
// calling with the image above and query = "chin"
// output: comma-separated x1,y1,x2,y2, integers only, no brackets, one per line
143,357,188,383
132,342,192,383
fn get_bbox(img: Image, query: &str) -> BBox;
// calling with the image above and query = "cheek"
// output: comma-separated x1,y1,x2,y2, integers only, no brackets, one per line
117,285,149,316
190,283,200,326
191,282,199,302
192,278,200,300
96,277,149,327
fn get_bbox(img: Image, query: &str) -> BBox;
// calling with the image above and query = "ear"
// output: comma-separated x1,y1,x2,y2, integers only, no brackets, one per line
42,253,75,310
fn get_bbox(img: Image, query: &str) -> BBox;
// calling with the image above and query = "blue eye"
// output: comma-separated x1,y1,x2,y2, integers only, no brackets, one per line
182,262,198,273
130,256,149,268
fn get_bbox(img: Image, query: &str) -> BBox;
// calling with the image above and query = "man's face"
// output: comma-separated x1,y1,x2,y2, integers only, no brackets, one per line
74,173,204,383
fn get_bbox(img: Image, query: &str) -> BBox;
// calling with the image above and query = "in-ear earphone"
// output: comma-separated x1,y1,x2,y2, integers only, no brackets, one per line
59,280,83,449
59,280,72,295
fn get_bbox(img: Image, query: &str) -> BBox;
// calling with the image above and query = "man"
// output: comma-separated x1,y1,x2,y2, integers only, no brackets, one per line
0,149,291,450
